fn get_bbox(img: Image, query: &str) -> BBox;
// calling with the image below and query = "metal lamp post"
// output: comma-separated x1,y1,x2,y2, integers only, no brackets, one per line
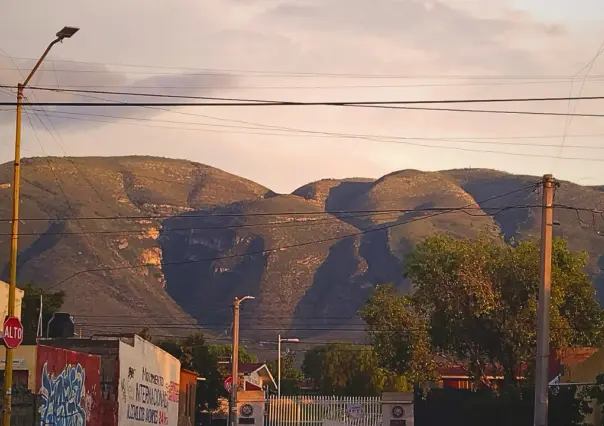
277,335,299,398
3,26,79,426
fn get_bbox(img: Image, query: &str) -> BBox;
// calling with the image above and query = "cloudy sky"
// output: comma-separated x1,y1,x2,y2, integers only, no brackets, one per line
1,0,604,192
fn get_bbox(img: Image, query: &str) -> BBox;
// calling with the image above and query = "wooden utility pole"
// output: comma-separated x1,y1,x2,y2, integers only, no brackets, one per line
534,174,555,426
230,297,241,426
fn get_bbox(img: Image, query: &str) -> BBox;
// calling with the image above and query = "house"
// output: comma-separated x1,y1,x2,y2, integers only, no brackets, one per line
435,348,594,390
0,345,37,390
239,362,277,391
0,280,24,320
561,347,604,425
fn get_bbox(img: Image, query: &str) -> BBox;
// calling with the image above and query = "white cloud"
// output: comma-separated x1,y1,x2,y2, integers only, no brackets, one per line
0,0,603,192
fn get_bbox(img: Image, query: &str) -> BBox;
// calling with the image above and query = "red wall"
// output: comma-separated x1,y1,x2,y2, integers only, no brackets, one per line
36,344,103,426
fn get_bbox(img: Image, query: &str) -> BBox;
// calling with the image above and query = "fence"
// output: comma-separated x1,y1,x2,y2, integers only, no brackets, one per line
266,396,382,426
0,389,40,426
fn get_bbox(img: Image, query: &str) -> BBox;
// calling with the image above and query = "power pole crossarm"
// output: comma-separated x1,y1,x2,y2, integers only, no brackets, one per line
533,174,555,426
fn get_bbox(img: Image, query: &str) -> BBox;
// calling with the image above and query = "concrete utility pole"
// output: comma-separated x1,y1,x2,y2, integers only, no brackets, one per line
3,27,79,426
534,174,555,426
231,295,254,426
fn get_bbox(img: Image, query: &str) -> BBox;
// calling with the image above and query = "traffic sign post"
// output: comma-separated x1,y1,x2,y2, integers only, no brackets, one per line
3,316,24,349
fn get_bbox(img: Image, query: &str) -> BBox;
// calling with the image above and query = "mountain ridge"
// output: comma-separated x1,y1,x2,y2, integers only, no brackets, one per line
1,156,602,341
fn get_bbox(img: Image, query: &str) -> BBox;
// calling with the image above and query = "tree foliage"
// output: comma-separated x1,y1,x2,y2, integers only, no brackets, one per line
157,334,257,411
359,286,437,384
266,352,303,395
361,235,604,387
20,284,65,343
302,343,409,396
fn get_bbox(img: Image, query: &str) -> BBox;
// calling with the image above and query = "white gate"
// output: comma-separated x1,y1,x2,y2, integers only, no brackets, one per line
266,396,382,426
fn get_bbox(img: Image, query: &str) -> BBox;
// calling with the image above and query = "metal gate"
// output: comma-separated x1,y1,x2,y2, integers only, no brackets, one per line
266,396,382,426
0,389,40,426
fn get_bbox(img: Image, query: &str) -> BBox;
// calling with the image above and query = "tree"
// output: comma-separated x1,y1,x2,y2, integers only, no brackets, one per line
266,352,303,395
359,285,437,384
302,343,409,396
20,284,65,343
158,333,226,411
403,234,604,386
157,335,258,411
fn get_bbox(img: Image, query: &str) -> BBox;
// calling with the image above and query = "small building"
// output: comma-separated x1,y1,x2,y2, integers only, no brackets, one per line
179,369,198,426
0,280,24,320
561,347,604,425
239,363,276,391
0,345,38,390
42,333,181,426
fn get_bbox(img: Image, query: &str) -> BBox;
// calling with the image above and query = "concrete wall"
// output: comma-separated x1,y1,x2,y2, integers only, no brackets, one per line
0,280,24,320
36,344,102,426
118,335,181,426
0,344,37,390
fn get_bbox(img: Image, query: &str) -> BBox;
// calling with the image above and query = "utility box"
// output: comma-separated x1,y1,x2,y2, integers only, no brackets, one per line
382,392,414,426
236,390,265,425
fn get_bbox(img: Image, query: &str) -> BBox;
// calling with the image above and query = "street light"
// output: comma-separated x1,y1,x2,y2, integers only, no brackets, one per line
278,335,300,398
230,296,255,426
3,26,79,426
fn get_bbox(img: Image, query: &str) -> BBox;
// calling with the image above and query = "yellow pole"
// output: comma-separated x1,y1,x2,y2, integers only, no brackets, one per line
2,83,22,426
2,36,62,426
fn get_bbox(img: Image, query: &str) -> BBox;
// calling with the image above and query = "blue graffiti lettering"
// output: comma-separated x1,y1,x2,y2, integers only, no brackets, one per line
39,362,87,426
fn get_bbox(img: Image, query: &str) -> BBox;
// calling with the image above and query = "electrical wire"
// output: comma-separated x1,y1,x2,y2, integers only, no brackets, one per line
4,95,604,108
38,182,538,291
5,108,604,153
8,84,604,106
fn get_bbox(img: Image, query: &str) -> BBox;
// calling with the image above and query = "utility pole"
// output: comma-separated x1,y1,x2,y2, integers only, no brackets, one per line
3,27,79,426
230,295,254,426
534,174,555,426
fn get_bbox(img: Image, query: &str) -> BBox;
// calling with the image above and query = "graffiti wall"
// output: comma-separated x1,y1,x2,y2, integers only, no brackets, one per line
36,344,102,426
118,335,180,426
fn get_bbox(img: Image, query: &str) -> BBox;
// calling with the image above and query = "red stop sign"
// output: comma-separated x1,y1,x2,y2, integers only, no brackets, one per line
3,316,23,349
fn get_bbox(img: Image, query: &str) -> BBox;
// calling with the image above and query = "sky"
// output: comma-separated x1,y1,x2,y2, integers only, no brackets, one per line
1,0,604,193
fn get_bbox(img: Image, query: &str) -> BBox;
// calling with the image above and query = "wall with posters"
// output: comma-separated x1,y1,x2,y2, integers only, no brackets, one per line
118,335,181,426
36,344,102,426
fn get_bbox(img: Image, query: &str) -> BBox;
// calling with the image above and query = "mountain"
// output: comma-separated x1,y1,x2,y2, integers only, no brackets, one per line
1,157,603,342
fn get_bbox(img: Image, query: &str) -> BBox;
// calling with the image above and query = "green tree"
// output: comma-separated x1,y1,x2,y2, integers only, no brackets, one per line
20,284,65,343
302,343,408,396
359,285,437,384
403,235,604,386
158,333,226,411
266,352,303,395
157,335,258,411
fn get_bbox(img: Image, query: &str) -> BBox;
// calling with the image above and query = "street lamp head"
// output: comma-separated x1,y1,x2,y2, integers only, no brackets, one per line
282,338,300,343
240,295,255,302
56,26,80,40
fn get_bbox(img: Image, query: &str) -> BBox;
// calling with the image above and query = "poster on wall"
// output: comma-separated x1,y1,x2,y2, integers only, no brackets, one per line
36,345,102,426
118,335,180,426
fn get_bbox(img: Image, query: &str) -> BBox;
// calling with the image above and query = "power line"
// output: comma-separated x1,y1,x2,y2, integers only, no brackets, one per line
39,183,538,291
9,85,604,106
0,205,534,223
0,206,535,237
3,57,603,80
4,93,604,107
7,108,604,152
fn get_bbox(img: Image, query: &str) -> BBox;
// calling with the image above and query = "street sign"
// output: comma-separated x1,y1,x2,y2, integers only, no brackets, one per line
224,376,233,393
2,316,24,349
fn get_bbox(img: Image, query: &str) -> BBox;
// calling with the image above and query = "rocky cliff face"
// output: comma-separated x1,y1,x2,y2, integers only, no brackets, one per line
2,157,603,340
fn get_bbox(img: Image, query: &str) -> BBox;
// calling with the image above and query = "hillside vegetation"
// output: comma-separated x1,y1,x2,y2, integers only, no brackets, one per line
2,157,603,340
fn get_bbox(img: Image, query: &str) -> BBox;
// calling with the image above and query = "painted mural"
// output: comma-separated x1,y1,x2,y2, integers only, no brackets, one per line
36,345,102,426
118,335,180,426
